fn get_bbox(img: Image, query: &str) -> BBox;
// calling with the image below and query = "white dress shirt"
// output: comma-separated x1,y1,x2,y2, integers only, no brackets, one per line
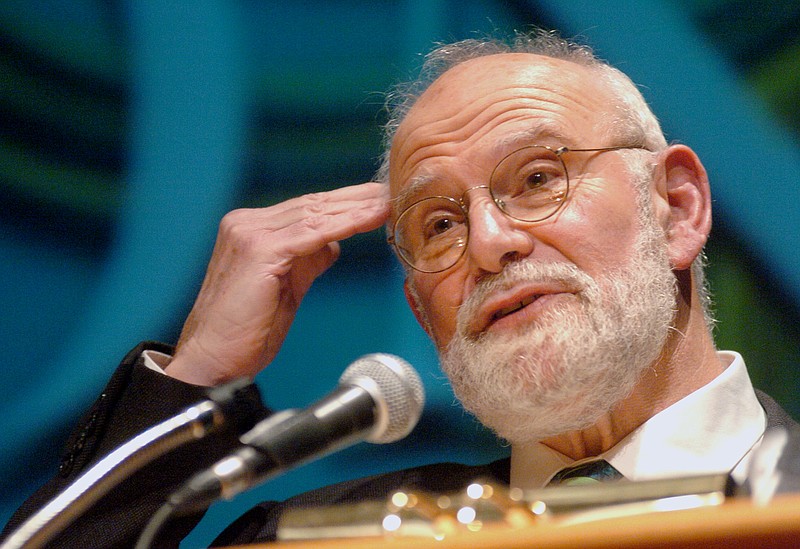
510,351,767,489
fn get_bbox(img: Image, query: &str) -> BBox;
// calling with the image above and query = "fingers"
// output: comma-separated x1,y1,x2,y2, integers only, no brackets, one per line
286,241,341,300
268,181,387,210
254,182,389,244
225,182,390,273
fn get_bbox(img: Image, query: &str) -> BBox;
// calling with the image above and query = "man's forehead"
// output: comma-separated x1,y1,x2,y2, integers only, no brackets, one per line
390,123,572,212
392,53,600,150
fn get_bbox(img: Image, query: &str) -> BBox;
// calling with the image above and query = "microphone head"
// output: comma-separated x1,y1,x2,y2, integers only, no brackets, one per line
339,353,424,444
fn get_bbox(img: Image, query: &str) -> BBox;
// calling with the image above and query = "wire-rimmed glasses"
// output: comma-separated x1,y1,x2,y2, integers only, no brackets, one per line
389,145,649,273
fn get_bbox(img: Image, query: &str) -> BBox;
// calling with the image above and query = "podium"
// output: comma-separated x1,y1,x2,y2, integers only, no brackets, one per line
230,494,800,548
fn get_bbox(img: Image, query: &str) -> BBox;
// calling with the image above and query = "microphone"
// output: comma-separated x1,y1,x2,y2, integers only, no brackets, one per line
169,353,424,511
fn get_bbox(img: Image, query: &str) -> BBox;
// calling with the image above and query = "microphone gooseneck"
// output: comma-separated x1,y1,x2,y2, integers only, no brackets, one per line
1,378,261,549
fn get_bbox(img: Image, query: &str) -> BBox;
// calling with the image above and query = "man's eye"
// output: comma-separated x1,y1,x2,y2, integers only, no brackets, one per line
432,218,453,234
497,157,565,199
423,214,462,239
526,171,550,189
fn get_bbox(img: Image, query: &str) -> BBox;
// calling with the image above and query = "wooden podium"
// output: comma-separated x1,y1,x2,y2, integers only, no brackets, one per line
229,494,800,549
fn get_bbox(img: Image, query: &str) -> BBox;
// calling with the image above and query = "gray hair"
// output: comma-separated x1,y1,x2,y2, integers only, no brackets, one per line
624,150,716,332
382,28,714,332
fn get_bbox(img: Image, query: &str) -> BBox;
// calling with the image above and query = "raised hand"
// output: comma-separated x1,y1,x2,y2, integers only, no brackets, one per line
165,182,390,386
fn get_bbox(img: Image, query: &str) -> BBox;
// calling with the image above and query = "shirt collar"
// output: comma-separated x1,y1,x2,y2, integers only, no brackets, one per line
510,351,766,489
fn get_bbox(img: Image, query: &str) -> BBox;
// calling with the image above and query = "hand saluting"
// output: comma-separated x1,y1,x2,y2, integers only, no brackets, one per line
166,182,390,386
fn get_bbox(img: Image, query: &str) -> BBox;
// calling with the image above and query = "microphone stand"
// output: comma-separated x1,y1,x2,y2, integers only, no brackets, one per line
1,378,257,549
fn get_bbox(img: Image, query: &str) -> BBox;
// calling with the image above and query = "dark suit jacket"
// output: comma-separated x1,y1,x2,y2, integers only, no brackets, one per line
2,342,798,548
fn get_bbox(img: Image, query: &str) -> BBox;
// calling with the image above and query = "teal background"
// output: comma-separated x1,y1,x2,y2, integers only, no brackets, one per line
1,1,799,546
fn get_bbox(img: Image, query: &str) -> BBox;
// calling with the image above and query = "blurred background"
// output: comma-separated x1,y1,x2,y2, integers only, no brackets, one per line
1,0,799,546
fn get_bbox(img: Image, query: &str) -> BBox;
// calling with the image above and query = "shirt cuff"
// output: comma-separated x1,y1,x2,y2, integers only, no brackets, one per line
142,349,173,374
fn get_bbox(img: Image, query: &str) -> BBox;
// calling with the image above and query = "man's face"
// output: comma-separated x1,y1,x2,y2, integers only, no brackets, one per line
389,54,677,442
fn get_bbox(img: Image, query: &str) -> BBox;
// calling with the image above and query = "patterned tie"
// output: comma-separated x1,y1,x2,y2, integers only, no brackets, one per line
548,458,624,486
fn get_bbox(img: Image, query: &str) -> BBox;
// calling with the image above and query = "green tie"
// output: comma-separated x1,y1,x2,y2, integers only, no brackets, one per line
548,458,624,486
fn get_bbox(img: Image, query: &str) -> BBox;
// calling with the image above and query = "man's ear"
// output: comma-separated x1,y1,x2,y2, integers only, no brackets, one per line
657,145,712,270
403,278,432,337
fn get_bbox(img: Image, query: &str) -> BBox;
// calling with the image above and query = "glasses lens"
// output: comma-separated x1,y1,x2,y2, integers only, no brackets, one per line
489,146,568,222
393,196,468,273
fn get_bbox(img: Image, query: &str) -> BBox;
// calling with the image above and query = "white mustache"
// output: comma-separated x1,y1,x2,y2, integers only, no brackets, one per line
456,260,594,335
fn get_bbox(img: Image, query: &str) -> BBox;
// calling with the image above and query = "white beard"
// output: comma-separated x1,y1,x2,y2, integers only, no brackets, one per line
439,218,677,444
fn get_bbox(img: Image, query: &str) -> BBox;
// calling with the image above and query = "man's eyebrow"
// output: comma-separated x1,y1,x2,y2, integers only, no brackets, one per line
392,174,436,215
493,126,572,152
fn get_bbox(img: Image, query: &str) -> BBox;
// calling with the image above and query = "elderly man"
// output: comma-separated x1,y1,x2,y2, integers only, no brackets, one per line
4,29,796,547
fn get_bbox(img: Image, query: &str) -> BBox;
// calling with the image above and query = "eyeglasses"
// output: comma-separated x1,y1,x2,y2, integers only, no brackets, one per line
389,145,650,273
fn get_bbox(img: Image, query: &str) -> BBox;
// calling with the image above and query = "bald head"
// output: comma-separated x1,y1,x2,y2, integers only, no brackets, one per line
389,53,626,194
376,31,667,186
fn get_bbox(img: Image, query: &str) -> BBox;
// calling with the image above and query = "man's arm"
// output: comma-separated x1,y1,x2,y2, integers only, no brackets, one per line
2,342,267,547
3,182,390,547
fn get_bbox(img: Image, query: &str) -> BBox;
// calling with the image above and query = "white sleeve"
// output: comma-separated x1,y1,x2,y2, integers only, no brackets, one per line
141,349,173,374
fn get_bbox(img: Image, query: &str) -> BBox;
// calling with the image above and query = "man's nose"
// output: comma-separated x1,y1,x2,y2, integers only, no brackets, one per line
465,193,534,274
